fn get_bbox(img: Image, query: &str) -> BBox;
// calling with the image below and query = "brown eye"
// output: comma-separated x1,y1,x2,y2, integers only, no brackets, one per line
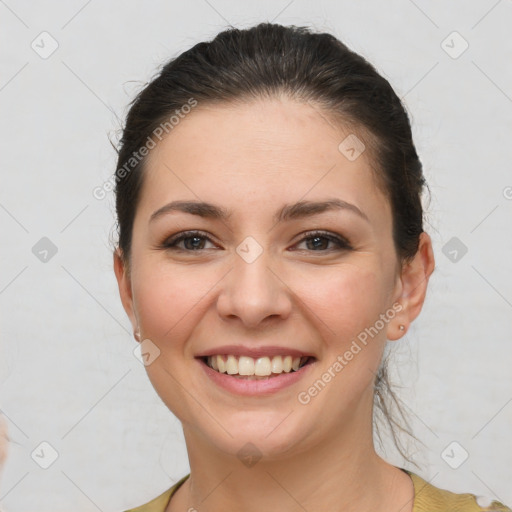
293,231,352,252
160,230,352,253
162,231,216,251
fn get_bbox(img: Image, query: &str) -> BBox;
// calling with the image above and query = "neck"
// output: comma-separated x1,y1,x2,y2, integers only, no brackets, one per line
167,398,414,512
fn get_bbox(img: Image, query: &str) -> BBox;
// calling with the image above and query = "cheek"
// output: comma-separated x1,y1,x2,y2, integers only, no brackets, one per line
291,263,385,344
132,262,211,345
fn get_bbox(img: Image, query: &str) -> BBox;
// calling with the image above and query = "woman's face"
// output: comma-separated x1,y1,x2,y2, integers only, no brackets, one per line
115,96,421,458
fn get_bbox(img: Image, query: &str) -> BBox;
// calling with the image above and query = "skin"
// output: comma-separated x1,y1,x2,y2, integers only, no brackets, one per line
114,95,435,512
0,415,7,484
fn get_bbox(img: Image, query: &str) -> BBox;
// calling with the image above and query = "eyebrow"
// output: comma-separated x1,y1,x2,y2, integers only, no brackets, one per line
149,198,369,224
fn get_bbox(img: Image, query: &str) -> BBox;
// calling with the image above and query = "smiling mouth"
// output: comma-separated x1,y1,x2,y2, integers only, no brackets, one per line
199,354,315,379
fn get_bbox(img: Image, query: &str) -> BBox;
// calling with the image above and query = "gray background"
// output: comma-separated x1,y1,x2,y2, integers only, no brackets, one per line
1,0,511,510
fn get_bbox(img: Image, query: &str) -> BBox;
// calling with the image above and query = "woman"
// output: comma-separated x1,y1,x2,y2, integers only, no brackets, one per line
112,23,511,512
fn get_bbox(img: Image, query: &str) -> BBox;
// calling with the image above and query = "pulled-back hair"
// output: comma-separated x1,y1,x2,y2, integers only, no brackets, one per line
113,22,430,465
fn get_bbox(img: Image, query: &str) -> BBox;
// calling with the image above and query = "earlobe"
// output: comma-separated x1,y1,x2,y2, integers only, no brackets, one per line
387,232,436,341
113,249,138,335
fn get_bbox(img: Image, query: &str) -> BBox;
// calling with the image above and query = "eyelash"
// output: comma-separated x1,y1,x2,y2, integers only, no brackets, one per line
160,230,352,253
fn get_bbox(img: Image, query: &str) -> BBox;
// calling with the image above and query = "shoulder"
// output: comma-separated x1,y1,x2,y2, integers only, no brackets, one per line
404,470,511,512
123,474,190,512
122,471,511,512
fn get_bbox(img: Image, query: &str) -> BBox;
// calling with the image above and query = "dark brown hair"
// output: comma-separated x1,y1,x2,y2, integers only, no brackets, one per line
113,22,430,465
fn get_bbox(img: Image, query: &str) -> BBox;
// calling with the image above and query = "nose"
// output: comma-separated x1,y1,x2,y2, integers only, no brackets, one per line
216,246,293,329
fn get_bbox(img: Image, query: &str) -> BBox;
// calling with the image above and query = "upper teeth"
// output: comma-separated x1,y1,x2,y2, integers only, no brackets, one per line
207,355,308,376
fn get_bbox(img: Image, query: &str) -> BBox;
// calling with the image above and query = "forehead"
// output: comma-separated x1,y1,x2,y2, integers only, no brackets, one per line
138,97,391,229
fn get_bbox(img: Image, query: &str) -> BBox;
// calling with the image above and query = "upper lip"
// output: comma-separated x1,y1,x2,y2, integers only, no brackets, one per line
195,345,317,359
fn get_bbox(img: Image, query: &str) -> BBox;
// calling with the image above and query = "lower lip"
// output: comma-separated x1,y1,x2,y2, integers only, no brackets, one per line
197,358,316,396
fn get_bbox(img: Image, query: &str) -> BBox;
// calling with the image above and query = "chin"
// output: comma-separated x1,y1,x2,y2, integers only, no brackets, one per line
202,420,310,461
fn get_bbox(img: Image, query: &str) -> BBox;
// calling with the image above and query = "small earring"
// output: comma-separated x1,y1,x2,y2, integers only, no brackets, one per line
134,328,141,341
399,324,405,331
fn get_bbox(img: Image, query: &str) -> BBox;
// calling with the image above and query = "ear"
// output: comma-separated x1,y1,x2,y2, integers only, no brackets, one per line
113,248,139,338
387,231,435,341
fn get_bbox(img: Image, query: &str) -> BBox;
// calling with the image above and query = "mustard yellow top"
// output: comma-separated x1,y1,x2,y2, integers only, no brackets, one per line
124,469,511,512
